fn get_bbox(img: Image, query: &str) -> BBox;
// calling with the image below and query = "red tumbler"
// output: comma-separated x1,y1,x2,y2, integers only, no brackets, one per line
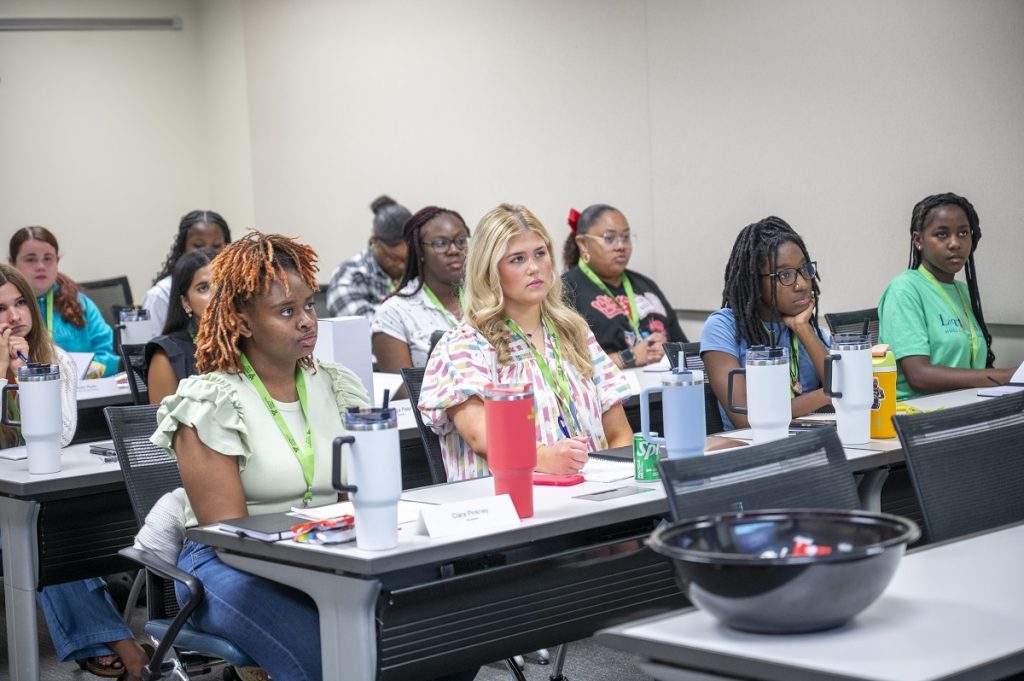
484,383,537,518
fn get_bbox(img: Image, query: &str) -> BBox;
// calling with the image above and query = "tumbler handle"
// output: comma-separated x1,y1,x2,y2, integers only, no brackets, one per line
727,367,747,415
823,354,843,399
0,384,19,427
639,386,666,446
332,436,358,495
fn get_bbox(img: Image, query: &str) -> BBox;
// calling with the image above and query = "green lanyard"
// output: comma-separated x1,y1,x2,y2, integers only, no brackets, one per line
240,354,315,507
422,284,460,328
917,267,979,367
505,317,582,434
578,261,641,341
44,289,54,333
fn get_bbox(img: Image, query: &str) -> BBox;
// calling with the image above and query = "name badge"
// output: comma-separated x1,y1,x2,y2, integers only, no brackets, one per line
415,494,520,538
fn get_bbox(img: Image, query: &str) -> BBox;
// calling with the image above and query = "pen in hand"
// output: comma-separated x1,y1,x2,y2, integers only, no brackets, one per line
16,351,29,364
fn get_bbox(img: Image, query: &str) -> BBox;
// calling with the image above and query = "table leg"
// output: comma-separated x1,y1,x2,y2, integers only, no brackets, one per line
856,467,889,512
0,496,41,681
219,552,381,681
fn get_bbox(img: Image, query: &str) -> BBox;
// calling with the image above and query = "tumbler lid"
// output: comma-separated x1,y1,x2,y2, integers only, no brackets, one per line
746,345,789,366
483,383,534,401
662,368,703,387
17,363,60,382
831,332,872,351
344,407,397,430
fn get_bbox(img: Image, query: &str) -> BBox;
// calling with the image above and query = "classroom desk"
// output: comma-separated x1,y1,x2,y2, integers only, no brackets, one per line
189,475,684,681
595,522,1024,681
0,442,135,681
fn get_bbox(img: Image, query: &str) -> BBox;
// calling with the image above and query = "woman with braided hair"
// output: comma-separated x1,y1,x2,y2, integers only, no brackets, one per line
141,209,230,331
878,193,1014,399
151,231,369,681
701,216,832,430
371,205,470,379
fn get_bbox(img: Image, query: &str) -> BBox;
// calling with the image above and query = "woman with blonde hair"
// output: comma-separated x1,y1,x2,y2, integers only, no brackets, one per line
418,203,634,481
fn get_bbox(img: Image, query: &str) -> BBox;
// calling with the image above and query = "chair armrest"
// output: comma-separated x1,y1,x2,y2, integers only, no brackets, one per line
118,546,205,681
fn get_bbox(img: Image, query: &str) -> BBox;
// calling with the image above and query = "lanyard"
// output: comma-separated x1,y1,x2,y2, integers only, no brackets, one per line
505,317,582,435
917,267,979,367
240,354,315,507
422,284,460,328
578,262,641,341
44,289,54,333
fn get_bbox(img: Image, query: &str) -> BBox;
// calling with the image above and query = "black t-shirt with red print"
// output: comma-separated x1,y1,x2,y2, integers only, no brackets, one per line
562,265,687,355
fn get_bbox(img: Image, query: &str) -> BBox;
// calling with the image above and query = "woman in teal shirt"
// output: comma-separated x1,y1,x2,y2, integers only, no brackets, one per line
9,226,118,377
878,193,1014,399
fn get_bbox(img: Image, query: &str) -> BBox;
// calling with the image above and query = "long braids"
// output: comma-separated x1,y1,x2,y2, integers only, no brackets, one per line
152,210,231,285
721,216,825,347
392,206,467,298
909,193,994,368
195,231,319,374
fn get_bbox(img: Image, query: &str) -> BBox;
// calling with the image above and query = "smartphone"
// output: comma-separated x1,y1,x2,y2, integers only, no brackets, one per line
788,421,832,431
533,473,586,486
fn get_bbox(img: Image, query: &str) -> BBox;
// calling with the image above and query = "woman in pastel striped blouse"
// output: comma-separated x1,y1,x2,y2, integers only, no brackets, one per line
418,203,635,482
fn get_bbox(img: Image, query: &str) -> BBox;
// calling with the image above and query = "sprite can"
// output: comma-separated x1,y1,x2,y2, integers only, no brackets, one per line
633,433,660,481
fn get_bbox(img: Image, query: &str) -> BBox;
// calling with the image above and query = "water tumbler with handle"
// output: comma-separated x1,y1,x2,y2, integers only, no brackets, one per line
823,333,873,445
640,368,706,459
2,363,63,474
871,349,897,439
483,384,537,519
727,345,791,444
331,406,401,550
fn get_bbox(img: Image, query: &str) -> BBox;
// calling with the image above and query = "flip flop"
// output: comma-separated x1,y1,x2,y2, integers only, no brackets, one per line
83,655,126,678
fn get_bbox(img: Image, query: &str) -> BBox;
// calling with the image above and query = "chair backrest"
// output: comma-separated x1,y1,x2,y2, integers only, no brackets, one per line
79,275,133,328
702,382,724,434
428,329,446,358
400,367,449,484
313,283,329,318
893,392,1024,543
824,307,879,345
104,404,184,622
658,427,860,522
118,340,150,406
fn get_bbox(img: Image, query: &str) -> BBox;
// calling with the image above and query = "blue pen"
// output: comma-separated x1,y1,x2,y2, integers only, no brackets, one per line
16,351,29,364
557,415,571,439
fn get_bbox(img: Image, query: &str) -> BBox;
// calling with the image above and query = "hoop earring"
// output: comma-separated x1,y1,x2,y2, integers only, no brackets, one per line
582,251,591,264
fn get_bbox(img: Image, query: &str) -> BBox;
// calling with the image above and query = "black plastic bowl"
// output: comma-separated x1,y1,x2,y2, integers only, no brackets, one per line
648,509,920,634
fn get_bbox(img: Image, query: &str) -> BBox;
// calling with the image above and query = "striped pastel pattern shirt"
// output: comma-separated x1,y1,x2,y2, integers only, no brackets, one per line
418,322,631,481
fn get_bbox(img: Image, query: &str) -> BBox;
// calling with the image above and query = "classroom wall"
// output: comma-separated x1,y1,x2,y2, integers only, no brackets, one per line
1,0,1021,365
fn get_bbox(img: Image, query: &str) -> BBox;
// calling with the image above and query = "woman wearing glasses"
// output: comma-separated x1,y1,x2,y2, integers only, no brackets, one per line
371,206,470,378
562,204,687,369
701,216,831,430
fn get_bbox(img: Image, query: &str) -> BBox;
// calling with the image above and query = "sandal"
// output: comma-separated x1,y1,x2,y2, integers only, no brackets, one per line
235,666,271,681
83,655,126,678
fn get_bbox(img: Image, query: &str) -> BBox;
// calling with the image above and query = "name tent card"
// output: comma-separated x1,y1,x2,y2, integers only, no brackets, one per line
415,494,520,538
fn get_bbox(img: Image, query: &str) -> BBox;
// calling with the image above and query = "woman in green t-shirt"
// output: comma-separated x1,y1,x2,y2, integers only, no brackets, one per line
878,193,1015,399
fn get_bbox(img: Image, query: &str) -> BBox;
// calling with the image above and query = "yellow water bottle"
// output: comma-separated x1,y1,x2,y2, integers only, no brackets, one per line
871,349,897,439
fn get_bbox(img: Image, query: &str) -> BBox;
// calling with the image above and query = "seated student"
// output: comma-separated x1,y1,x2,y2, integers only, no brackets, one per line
142,210,230,332
0,264,150,678
325,195,410,319
878,193,1015,399
419,203,637,481
371,205,470,377
145,247,217,404
701,217,832,430
562,204,687,368
9,226,118,377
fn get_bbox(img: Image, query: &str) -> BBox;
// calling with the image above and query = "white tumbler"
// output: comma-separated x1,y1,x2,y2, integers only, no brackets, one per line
2,364,63,474
332,407,401,550
727,346,791,444
824,333,873,445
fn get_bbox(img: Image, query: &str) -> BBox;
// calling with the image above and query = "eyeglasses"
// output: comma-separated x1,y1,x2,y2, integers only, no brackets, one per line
581,232,635,248
421,236,470,253
760,261,817,287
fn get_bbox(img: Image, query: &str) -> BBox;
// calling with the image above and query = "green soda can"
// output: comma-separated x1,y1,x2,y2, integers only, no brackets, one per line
633,433,660,481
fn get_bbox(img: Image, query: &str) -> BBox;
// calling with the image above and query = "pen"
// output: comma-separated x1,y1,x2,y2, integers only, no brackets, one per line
16,351,29,364
557,415,571,439
988,376,1002,386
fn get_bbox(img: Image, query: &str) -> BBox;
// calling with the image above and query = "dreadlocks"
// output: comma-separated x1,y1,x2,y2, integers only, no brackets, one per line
152,210,231,285
721,216,825,347
392,206,468,298
195,231,319,374
909,192,994,368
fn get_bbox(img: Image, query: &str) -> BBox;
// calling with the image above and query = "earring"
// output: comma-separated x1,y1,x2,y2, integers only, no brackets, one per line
582,251,591,264
184,307,193,318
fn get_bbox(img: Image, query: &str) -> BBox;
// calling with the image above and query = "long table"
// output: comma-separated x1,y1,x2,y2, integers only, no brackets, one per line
595,522,1024,681
0,442,135,681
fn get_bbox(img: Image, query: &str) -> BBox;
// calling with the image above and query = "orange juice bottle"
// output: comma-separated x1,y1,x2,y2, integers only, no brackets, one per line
871,350,897,439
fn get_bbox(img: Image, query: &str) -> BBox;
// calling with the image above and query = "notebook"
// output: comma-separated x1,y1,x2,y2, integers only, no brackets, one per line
218,512,300,542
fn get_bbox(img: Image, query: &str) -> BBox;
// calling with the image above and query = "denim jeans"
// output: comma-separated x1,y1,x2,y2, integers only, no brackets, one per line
177,539,322,681
35,577,134,662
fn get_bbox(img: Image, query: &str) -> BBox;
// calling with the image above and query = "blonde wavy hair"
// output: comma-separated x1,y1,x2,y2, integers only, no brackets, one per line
464,203,594,378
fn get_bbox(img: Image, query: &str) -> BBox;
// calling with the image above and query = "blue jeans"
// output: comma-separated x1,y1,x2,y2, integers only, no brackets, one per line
36,577,134,662
177,539,322,681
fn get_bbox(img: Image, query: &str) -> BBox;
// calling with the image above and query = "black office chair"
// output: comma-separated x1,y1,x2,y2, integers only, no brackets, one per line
313,283,330,319
893,392,1024,543
104,404,258,680
658,427,860,522
824,307,879,345
118,340,149,406
399,367,448,485
79,275,133,328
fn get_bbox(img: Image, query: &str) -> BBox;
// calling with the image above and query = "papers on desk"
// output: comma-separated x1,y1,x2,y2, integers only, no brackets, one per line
582,458,635,483
291,500,424,526
77,373,131,398
0,445,28,460
69,352,95,379
977,361,1024,397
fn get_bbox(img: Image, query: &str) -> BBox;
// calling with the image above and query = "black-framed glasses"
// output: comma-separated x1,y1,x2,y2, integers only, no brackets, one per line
760,261,817,286
581,232,636,248
421,236,469,253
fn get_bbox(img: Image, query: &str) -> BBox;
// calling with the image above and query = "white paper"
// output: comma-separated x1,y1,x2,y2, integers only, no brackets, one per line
415,494,520,538
69,352,94,379
582,458,635,483
372,371,405,407
977,385,1024,398
1011,361,1024,384
0,445,27,460
291,500,424,525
